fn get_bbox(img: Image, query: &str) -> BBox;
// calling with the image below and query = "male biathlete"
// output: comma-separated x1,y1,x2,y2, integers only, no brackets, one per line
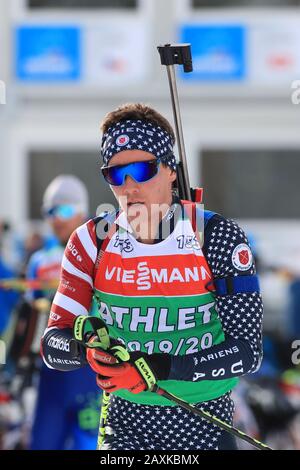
41,104,263,450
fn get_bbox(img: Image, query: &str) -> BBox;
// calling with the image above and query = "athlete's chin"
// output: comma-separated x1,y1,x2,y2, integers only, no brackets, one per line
126,213,149,228
126,203,147,218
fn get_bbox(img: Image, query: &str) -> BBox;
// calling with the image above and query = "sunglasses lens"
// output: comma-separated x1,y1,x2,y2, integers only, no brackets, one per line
131,161,158,183
45,205,77,219
105,165,127,185
102,160,158,186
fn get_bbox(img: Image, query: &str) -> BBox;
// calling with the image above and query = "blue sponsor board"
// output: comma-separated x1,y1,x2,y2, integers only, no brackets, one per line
16,26,81,82
180,25,246,81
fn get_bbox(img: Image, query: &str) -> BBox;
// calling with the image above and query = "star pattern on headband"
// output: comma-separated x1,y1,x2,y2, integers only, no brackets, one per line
101,120,177,171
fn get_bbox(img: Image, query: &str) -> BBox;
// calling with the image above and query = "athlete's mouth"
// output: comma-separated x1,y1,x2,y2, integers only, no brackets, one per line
127,202,145,207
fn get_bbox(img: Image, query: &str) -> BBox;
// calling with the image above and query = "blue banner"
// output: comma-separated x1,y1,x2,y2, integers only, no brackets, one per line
180,25,246,81
16,26,81,82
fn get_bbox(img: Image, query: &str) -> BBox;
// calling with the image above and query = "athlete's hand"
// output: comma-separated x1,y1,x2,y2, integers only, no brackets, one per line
72,315,171,394
85,335,121,369
87,342,171,394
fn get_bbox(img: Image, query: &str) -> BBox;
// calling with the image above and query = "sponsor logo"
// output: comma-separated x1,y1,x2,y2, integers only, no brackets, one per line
98,378,114,389
47,337,70,352
232,244,253,271
112,127,154,137
136,358,155,386
61,280,76,293
197,346,240,363
50,311,61,321
48,356,81,366
93,349,118,364
98,354,115,364
105,261,211,291
67,241,82,263
116,134,130,147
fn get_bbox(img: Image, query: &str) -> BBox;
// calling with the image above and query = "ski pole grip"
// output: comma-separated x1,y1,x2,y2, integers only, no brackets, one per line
157,44,193,73
73,315,110,351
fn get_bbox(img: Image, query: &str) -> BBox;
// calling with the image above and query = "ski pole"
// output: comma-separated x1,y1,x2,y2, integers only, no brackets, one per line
97,391,111,449
153,385,273,451
80,329,272,451
0,278,59,291
77,321,272,451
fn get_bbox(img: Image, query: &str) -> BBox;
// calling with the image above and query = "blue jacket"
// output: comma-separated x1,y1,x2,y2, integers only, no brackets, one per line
0,258,19,334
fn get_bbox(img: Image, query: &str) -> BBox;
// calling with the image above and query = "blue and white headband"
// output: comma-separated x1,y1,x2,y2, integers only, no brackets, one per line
101,119,177,171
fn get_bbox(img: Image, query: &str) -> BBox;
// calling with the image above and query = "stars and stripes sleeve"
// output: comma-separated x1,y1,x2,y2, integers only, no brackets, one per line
204,215,263,374
41,219,98,371
169,215,263,383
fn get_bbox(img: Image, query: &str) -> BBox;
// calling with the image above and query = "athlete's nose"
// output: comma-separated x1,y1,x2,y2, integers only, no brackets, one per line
122,175,140,196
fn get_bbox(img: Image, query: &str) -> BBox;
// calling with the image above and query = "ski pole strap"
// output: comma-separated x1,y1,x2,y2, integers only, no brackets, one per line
73,315,110,351
109,344,131,362
207,274,260,297
134,357,157,391
153,386,272,451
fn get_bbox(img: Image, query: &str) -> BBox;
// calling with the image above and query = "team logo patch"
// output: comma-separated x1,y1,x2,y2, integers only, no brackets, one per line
116,135,130,147
232,243,253,271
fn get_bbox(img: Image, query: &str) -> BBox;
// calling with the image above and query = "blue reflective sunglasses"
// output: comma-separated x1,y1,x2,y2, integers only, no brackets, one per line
43,204,79,220
101,155,171,186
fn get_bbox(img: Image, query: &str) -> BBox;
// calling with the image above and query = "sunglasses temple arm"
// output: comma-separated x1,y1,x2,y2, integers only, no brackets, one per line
157,44,193,202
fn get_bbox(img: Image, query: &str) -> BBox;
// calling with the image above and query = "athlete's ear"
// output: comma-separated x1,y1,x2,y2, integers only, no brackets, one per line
170,171,177,183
